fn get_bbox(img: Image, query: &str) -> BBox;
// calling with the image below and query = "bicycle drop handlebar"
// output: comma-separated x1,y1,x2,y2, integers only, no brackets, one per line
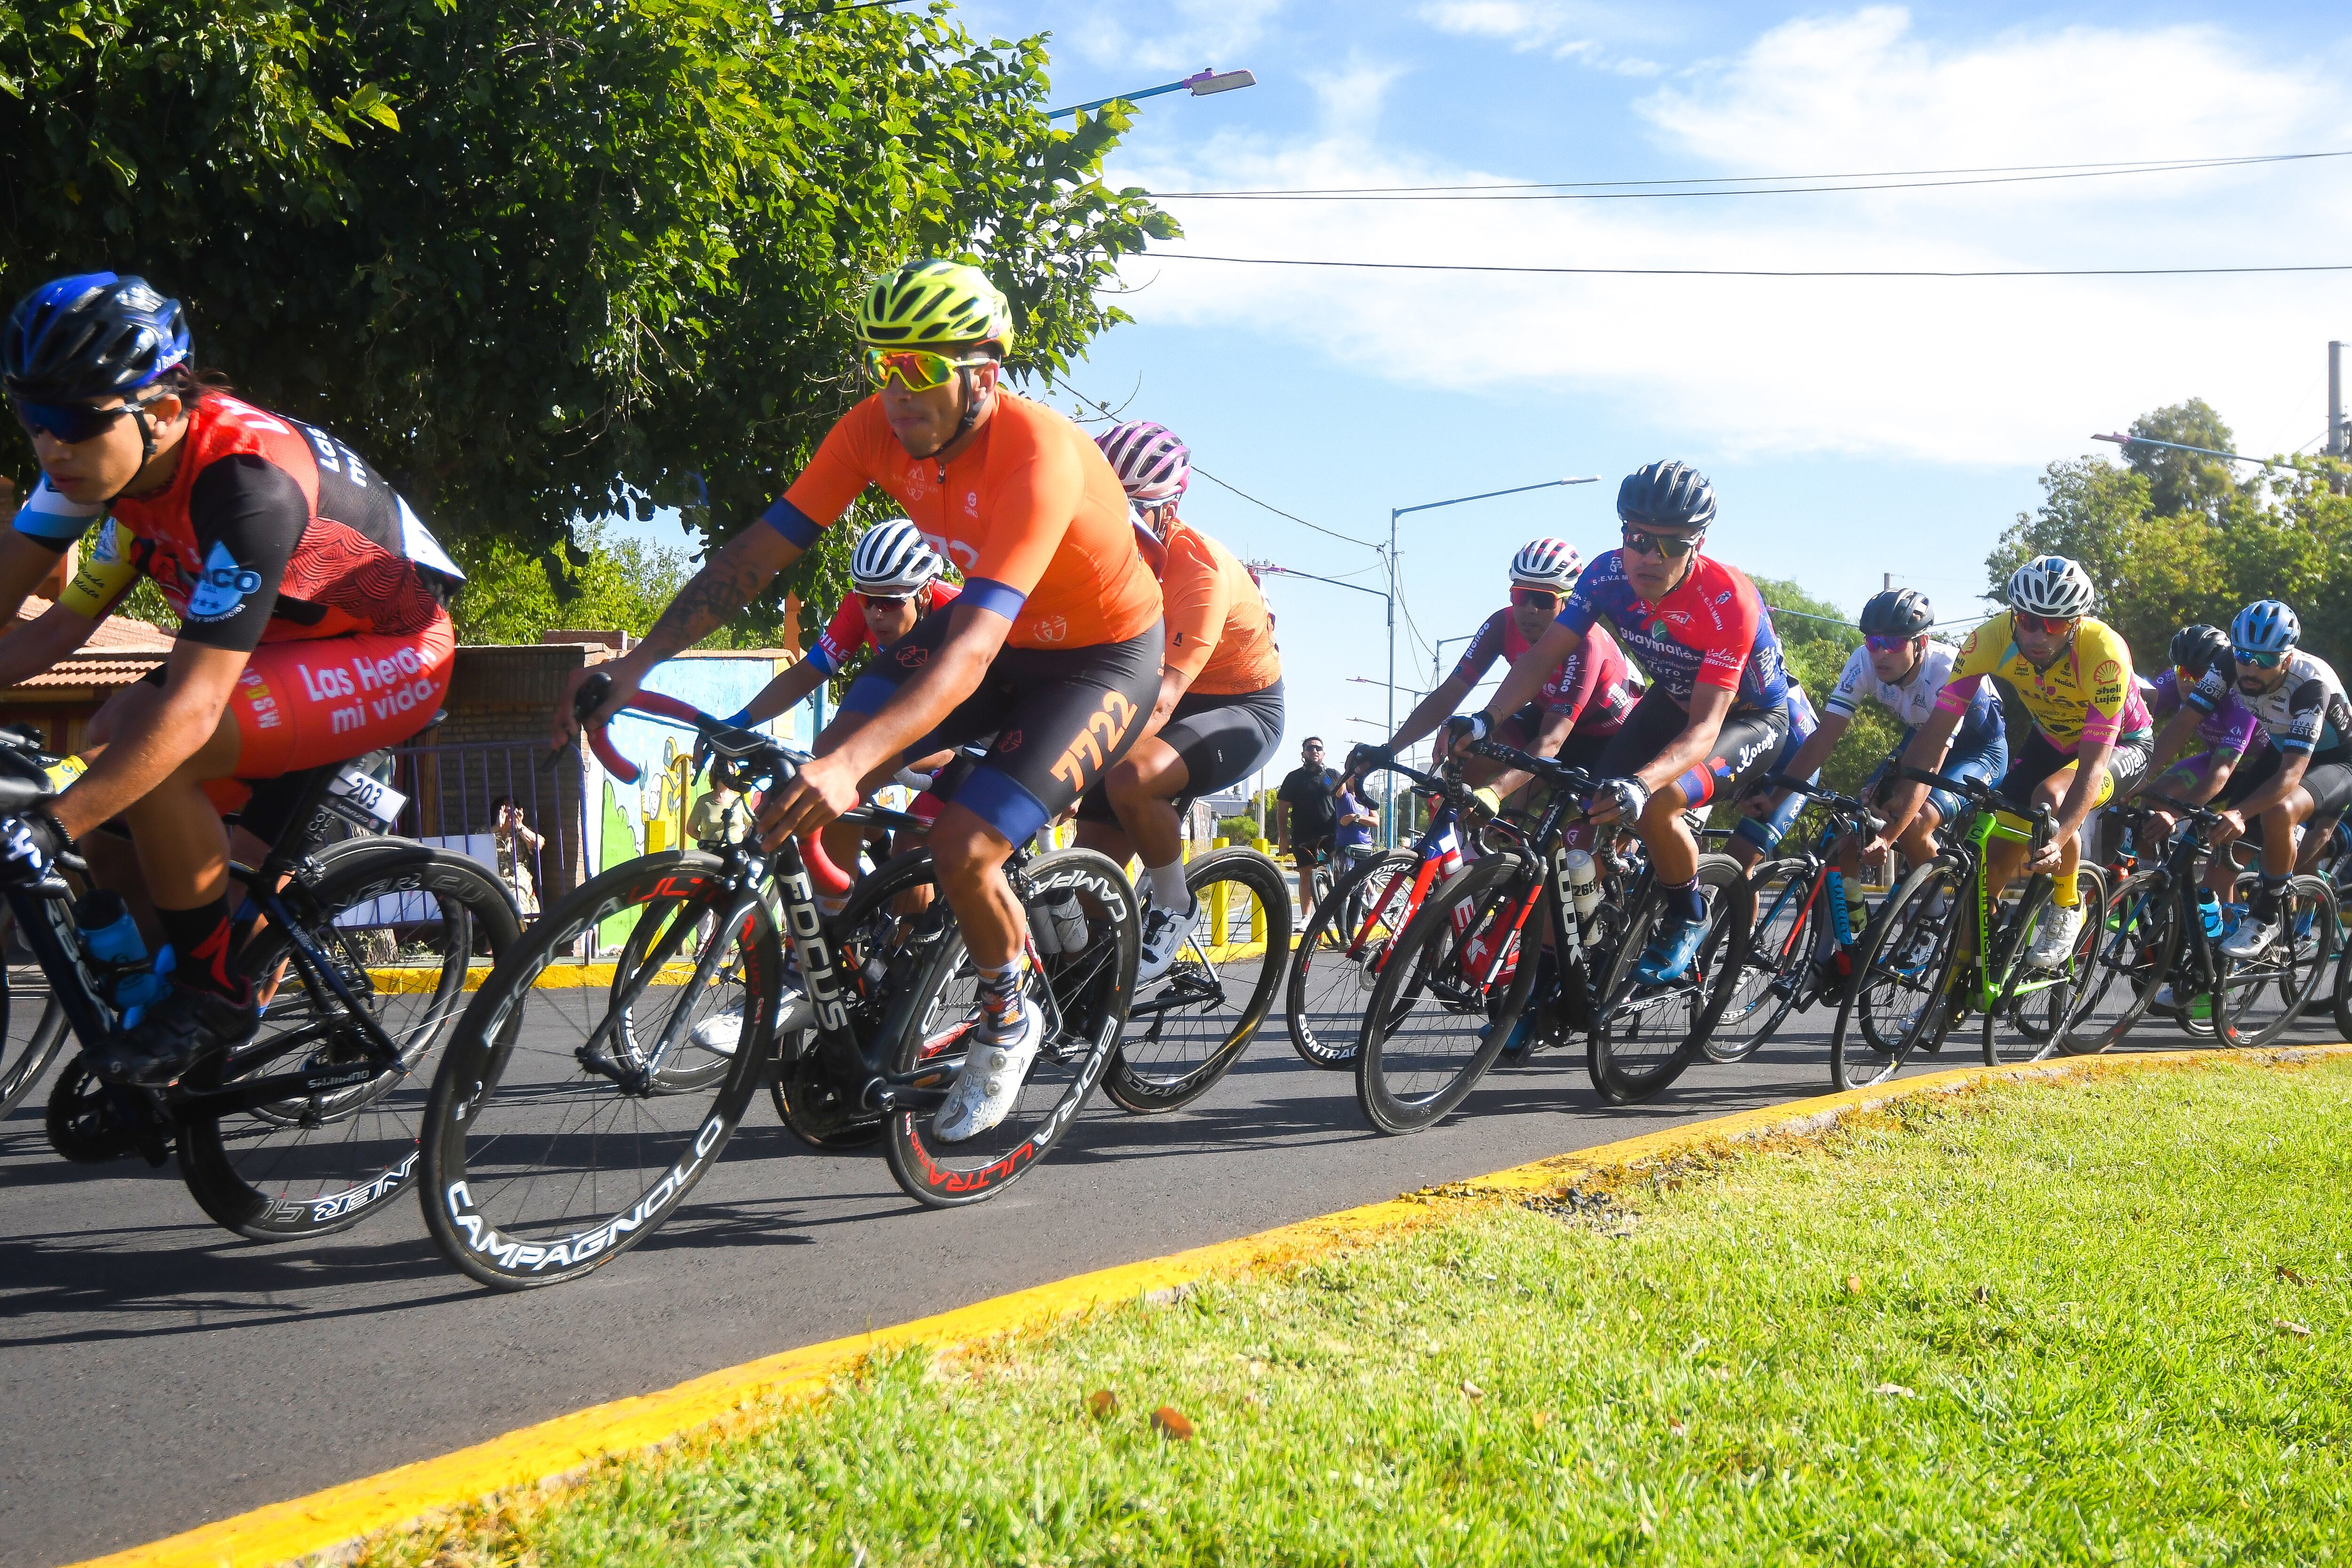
572,671,850,894
1899,764,2053,847
1756,772,1885,838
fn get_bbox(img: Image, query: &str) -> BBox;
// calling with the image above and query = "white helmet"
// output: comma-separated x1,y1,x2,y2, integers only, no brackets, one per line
1510,537,1581,590
2006,555,2096,620
850,517,945,595
1095,420,1190,503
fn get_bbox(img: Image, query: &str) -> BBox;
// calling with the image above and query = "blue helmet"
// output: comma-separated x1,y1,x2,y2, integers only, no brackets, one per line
2,272,191,403
2231,600,2300,657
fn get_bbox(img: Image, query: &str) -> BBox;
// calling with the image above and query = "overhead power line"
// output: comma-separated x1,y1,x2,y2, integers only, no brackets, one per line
1153,254,2352,280
1149,149,2352,201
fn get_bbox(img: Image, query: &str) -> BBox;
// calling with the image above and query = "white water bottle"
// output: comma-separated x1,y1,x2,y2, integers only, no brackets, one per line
1564,848,1601,935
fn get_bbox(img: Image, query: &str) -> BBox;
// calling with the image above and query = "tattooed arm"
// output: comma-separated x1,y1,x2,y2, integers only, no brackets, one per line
550,523,803,748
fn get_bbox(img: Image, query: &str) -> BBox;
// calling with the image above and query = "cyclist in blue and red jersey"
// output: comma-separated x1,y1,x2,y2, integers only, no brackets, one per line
1460,461,1809,983
0,273,463,1085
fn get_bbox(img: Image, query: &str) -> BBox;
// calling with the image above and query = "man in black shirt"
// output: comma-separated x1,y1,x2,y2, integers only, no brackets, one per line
1276,735,1341,913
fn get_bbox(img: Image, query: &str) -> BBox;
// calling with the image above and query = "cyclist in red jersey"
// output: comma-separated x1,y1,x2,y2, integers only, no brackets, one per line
1378,538,1639,814
555,260,1164,1144
1466,461,1800,984
0,273,461,1084
1070,422,1287,980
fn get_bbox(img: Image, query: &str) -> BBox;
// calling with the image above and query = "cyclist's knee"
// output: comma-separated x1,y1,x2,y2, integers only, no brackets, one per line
928,803,1012,877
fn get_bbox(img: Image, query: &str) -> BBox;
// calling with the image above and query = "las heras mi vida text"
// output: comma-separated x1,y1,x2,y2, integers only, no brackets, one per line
261,644,440,737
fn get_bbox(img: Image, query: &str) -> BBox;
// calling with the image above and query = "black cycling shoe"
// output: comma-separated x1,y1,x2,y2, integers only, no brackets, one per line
92,983,260,1088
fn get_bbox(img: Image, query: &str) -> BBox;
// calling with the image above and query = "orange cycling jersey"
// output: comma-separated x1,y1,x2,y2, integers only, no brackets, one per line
768,392,1161,651
1160,522,1280,695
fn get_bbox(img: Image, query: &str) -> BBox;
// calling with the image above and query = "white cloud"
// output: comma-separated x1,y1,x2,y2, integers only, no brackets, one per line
1055,0,1287,76
1419,0,1677,67
1115,7,2352,465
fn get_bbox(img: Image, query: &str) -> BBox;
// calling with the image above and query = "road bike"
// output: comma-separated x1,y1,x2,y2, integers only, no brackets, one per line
1828,767,2107,1089
2071,793,2338,1053
0,732,517,1239
1711,775,1888,1063
421,677,1138,1289
1352,737,1750,1128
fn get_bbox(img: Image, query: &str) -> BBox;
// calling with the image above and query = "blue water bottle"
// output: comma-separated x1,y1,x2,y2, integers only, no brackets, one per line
2197,890,2225,939
74,891,172,1019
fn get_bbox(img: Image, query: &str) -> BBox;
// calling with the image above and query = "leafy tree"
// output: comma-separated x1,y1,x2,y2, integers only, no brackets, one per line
0,0,1174,640
445,521,738,647
1752,577,1898,801
2124,398,2247,521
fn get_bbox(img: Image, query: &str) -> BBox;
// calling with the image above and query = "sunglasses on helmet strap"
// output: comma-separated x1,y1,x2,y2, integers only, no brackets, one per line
861,348,992,394
1620,526,1702,560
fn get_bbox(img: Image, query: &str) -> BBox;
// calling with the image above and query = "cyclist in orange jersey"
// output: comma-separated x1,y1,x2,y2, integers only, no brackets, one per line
556,260,1164,1143
1070,422,1285,980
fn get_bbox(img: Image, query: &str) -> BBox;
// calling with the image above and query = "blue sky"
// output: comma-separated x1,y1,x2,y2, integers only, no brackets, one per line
632,0,2352,774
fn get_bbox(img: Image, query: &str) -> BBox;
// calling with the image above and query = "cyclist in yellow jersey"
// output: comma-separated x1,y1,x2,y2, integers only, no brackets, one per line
1866,555,2153,968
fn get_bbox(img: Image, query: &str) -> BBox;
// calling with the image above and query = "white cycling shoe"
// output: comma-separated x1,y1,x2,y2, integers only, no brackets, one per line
2220,915,2280,960
2025,903,2082,970
933,996,1044,1143
1136,895,1200,983
689,1008,745,1055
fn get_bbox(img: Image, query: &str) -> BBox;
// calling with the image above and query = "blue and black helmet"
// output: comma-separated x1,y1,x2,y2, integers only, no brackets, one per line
1616,460,1717,531
2,272,191,403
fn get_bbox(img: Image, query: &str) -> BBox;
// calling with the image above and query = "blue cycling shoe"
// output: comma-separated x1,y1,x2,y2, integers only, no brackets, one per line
1481,1011,1537,1063
1632,910,1708,985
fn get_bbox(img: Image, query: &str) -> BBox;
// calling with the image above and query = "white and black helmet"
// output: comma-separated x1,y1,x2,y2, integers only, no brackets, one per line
2006,554,2096,620
1510,537,1581,590
850,517,946,595
1095,420,1190,503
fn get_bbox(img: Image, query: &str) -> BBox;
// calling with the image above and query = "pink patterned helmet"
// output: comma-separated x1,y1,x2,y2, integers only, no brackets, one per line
1095,420,1191,503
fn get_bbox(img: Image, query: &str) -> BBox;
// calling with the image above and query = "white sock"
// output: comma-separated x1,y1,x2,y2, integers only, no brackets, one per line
1144,860,1190,910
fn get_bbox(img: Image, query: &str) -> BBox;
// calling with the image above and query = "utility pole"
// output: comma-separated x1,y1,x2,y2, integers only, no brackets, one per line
2331,341,2345,494
1883,572,1892,592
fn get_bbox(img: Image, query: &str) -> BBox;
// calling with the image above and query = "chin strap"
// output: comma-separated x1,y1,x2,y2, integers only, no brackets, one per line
915,367,993,465
104,395,168,506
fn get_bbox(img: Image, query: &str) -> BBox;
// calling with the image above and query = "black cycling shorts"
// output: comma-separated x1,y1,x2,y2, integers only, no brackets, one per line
1075,679,1285,824
841,612,1164,846
2220,742,2352,837
2001,727,2153,811
1597,684,1788,807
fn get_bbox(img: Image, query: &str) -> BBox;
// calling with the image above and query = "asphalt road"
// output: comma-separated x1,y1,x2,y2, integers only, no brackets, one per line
0,986,2258,1568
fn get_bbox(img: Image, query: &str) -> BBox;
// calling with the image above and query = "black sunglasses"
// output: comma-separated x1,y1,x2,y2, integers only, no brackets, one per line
1621,526,1704,561
11,397,138,445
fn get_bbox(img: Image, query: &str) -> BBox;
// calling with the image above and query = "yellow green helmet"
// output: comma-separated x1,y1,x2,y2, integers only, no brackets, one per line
858,259,1015,349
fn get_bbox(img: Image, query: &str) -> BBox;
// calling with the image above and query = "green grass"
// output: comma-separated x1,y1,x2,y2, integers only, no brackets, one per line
364,1058,2352,1566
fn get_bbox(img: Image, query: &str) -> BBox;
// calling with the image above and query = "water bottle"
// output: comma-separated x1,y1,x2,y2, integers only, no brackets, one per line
2198,891,2225,939
75,891,170,1017
1026,892,1086,957
1564,848,1602,937
1827,869,1857,948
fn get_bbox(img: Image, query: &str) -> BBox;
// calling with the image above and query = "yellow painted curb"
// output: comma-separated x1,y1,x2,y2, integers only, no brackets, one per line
359,961,700,995
69,1042,2352,1568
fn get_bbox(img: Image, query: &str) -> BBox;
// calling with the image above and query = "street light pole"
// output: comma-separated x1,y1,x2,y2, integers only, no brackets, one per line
1047,67,1256,119
1383,477,1599,844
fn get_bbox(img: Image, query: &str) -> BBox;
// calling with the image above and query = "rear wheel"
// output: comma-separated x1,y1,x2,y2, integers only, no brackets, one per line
2215,872,2337,1048
1830,860,1967,1091
1993,866,2108,1061
1356,851,1537,1135
1587,855,1749,1103
1104,848,1290,1114
1285,849,1414,1069
1707,855,1816,1063
882,848,1136,1208
421,852,782,1289
0,987,68,1122
178,845,521,1241
2061,868,2179,1054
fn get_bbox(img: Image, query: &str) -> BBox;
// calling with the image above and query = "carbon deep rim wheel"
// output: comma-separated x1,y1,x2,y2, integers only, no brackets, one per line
1355,851,1537,1135
421,851,783,1289
883,848,1136,1209
1829,860,1965,1091
2214,872,2337,1048
1586,855,1749,1104
1286,848,1414,1070
1104,848,1291,1114
177,844,521,1241
2059,867,2179,1055
1705,855,1814,1064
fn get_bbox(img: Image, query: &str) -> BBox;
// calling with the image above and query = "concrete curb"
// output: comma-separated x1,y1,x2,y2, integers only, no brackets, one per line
67,1042,2352,1568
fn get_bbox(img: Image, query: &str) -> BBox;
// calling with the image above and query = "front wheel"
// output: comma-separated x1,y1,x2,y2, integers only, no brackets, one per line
2060,867,2180,1054
1706,855,1817,1063
1829,859,1967,1091
1285,848,1414,1069
2214,872,2337,1048
1587,855,1750,1104
882,848,1136,1208
1104,848,1290,1114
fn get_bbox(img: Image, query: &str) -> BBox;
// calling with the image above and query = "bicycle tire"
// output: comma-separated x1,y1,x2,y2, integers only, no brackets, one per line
2214,872,2337,1048
1830,860,1967,1091
1993,865,2107,1061
1285,848,1414,1069
1356,850,1537,1135
1706,855,1814,1063
882,847,1136,1209
178,844,523,1241
2060,868,2180,1055
421,851,784,1289
1587,854,1749,1103
1104,848,1291,1114
0,984,69,1121
770,846,941,1149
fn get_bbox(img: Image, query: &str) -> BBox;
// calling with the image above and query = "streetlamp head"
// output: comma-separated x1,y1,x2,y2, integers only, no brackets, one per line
1187,68,1256,96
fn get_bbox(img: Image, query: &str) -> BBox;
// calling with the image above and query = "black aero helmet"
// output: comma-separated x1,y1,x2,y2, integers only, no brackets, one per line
2169,623,2232,677
1616,460,1716,530
1859,587,1933,638
3,272,191,403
